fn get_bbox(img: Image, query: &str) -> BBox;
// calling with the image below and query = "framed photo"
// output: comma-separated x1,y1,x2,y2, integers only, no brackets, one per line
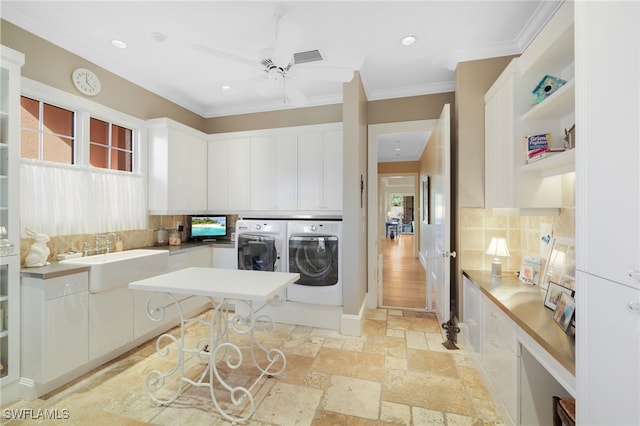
520,256,543,285
552,292,576,332
544,281,574,311
421,176,430,224
541,236,576,290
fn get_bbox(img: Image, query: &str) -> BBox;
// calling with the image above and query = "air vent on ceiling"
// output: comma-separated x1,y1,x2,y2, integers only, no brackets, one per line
294,49,323,64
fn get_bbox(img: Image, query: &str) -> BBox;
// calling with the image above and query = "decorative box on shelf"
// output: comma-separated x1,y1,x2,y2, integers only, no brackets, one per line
532,74,567,105
524,133,551,164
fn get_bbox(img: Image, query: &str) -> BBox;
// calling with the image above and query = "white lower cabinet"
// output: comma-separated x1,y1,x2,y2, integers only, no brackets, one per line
89,286,133,361
213,247,236,269
21,272,89,383
462,277,483,357
482,300,519,423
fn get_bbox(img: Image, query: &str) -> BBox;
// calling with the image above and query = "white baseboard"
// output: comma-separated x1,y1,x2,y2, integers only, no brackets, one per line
340,298,367,337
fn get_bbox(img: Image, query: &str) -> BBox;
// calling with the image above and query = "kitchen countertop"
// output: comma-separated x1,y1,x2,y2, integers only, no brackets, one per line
21,240,236,279
463,269,575,375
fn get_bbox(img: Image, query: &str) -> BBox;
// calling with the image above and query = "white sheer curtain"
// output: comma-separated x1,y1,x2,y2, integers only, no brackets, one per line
20,159,147,237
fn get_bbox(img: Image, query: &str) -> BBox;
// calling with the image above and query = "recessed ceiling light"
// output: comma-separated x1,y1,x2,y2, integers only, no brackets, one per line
221,85,232,91
401,35,417,46
395,148,401,151
111,39,128,49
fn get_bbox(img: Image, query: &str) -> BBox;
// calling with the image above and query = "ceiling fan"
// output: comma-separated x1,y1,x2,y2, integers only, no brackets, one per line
193,8,354,106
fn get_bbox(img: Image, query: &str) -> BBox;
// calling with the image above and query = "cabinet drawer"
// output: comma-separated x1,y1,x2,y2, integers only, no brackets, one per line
486,302,518,354
43,272,88,300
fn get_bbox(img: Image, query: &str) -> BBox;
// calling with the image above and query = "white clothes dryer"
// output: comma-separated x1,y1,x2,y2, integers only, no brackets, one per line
287,220,342,306
236,219,287,272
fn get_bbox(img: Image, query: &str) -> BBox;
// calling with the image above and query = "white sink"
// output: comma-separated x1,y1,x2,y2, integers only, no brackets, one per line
61,249,170,293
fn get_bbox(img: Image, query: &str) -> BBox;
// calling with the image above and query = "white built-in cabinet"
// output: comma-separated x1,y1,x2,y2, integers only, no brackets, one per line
207,137,251,212
0,45,24,403
213,247,237,269
208,123,342,215
147,118,208,214
575,2,640,424
484,2,574,211
250,134,298,211
298,128,343,212
21,272,89,384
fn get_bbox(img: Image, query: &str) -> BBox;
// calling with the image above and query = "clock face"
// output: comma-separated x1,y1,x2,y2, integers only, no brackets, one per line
72,68,101,96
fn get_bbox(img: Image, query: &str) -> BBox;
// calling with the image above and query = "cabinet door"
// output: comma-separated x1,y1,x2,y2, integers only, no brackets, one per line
462,277,483,357
167,128,207,212
298,129,342,211
576,2,640,288
213,247,237,269
297,131,323,211
323,129,343,210
250,134,297,211
577,271,640,425
208,138,250,211
44,292,89,382
484,66,515,208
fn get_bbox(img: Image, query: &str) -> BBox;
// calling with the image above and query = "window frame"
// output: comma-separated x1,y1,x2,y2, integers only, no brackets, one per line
21,77,147,175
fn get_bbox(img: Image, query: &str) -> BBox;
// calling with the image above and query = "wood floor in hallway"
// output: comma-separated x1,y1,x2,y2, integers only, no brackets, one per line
380,233,427,309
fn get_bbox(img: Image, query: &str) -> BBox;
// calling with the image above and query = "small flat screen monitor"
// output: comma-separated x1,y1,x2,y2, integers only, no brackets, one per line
189,215,227,241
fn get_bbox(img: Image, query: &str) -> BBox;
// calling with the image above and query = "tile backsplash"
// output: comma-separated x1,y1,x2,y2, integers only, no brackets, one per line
19,214,239,265
460,172,575,273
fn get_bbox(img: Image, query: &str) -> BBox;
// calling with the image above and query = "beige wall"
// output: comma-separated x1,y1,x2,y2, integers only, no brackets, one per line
1,20,206,130
378,161,420,174
455,56,516,208
368,93,455,124
342,71,368,317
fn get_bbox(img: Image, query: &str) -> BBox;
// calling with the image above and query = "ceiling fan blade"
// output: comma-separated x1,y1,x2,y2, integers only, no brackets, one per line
272,20,303,68
284,79,308,106
291,65,354,83
192,44,259,71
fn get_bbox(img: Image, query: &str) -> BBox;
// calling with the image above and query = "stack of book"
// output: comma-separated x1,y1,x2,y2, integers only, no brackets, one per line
524,133,551,164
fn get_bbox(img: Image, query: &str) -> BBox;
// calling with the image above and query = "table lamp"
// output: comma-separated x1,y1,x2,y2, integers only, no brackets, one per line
486,237,510,277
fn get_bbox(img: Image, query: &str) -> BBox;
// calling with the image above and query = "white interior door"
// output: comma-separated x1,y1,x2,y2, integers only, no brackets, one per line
427,104,453,322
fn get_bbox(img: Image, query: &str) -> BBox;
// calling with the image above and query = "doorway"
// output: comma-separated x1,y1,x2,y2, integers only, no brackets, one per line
379,175,424,308
366,120,437,311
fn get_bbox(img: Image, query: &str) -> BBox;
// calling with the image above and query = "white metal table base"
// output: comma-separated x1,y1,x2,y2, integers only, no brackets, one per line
143,294,286,424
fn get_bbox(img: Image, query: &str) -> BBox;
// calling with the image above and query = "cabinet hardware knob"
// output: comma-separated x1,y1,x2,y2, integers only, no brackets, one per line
627,302,640,313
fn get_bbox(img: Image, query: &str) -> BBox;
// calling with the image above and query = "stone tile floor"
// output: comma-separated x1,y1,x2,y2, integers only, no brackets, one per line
2,308,503,425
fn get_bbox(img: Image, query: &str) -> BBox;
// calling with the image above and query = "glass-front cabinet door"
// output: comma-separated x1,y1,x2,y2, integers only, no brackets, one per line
0,45,24,401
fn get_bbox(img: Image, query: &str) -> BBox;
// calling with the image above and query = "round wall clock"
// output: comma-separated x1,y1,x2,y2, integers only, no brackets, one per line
72,68,101,96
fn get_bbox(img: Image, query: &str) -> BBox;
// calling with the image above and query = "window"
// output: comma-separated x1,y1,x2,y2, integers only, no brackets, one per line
20,96,75,163
90,118,133,171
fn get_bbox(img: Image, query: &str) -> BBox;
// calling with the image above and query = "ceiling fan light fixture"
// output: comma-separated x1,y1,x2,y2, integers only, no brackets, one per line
401,35,417,46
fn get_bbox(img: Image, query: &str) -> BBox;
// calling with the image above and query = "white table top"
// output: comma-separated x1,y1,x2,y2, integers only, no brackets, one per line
129,267,300,302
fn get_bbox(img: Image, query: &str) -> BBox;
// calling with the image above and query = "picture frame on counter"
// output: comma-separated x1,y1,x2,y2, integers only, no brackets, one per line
552,292,576,333
544,281,574,311
540,236,576,290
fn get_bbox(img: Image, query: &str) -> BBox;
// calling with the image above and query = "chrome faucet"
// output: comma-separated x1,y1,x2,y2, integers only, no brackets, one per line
93,233,116,254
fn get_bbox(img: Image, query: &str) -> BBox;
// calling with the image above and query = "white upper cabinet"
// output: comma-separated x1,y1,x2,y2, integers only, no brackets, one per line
516,1,575,178
207,136,250,212
575,1,640,289
298,126,343,212
484,2,574,211
147,118,208,214
207,123,342,215
250,134,297,212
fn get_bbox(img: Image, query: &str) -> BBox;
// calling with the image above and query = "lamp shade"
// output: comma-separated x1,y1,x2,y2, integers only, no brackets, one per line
486,237,511,258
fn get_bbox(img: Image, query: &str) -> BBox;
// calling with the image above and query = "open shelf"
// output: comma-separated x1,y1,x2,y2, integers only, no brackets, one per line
520,79,575,122
522,149,575,177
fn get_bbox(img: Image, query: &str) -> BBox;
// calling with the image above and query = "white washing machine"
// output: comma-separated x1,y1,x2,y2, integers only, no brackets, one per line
287,220,342,306
235,219,287,272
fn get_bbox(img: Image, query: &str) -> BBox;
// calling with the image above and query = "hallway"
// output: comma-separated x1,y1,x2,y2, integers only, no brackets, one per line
381,234,427,309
